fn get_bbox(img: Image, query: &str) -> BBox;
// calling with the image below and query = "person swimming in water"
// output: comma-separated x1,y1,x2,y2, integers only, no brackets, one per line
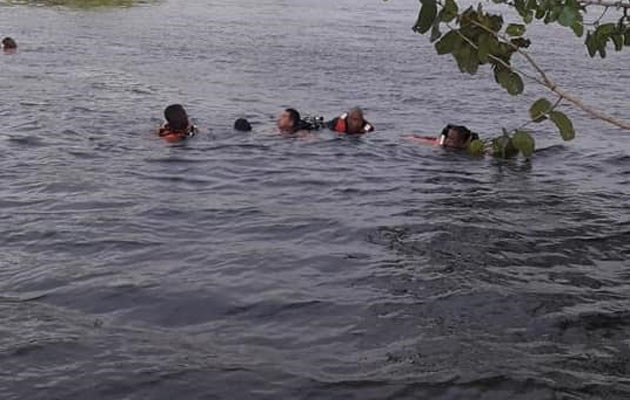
2,37,17,52
234,118,252,132
403,124,479,149
158,104,197,143
327,107,374,135
277,108,313,135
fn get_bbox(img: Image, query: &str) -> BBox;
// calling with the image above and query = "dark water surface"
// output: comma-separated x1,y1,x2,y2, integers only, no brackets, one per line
1,0,630,399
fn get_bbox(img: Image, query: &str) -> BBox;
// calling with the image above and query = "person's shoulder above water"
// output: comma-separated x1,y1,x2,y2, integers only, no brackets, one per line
327,107,374,135
403,124,478,150
2,37,17,52
158,104,197,143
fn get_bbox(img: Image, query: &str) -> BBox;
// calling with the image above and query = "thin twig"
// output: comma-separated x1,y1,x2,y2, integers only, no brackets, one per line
578,0,630,8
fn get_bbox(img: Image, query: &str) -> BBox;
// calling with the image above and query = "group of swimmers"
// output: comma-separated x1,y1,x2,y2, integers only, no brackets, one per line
158,104,479,150
2,37,477,150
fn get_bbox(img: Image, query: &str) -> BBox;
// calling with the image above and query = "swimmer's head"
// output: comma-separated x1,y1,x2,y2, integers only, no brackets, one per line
277,108,301,133
2,37,17,50
234,118,252,132
347,107,366,134
440,125,478,149
164,104,189,132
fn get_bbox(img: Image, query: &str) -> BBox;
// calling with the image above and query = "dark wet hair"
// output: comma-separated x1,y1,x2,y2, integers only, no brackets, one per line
234,118,252,132
441,124,479,144
164,104,189,132
2,37,17,49
285,108,301,130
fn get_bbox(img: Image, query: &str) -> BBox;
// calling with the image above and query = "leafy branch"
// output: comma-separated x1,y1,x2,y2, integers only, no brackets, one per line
405,0,630,158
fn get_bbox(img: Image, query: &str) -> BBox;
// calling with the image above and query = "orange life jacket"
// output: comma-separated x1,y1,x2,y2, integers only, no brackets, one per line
334,115,348,133
158,123,196,143
332,113,374,134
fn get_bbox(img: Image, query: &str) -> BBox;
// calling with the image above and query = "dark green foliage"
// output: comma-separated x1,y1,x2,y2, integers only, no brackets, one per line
585,22,628,58
440,0,458,22
491,136,520,158
529,98,552,122
506,23,526,36
415,3,527,94
494,67,524,95
549,111,576,141
571,20,584,38
558,4,579,27
435,30,462,54
410,0,628,143
466,139,486,156
512,130,536,158
414,0,437,34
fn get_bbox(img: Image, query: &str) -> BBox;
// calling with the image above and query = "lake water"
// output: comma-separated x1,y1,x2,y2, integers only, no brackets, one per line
1,0,629,399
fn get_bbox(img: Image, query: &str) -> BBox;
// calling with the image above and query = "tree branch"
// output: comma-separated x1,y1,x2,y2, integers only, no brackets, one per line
446,24,546,86
578,0,630,8
468,19,630,130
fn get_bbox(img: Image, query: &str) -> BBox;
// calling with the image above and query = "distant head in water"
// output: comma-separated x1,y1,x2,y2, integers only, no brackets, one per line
277,108,301,134
347,107,367,134
158,104,196,143
234,118,252,132
328,107,374,134
2,37,17,51
440,125,478,149
164,104,190,132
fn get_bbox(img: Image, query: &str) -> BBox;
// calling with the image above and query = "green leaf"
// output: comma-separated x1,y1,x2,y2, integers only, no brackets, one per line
454,44,479,75
491,136,519,158
586,31,597,57
597,23,617,37
477,33,492,62
435,30,461,54
612,32,623,51
549,110,575,141
523,12,533,24
546,5,562,24
529,97,552,122
508,73,524,95
496,69,524,95
430,18,442,42
440,0,458,23
525,0,537,12
488,15,504,32
512,130,536,158
626,28,630,46
506,23,526,36
514,0,527,16
558,5,579,27
466,139,486,156
571,20,584,37
414,0,438,34
495,67,509,85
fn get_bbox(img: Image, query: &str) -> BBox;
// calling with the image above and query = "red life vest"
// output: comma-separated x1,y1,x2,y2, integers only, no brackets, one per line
158,123,196,143
332,113,374,134
334,115,348,133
